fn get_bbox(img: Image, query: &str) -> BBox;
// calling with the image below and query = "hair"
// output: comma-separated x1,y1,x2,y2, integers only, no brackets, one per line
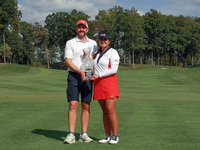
93,47,101,59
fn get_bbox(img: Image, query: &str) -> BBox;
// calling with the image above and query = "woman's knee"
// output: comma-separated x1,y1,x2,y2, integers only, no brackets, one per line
105,106,116,115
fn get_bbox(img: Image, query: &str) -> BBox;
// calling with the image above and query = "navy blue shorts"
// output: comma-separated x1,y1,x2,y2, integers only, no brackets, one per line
67,71,93,102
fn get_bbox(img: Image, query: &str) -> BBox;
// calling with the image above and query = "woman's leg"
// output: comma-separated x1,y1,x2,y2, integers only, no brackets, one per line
98,100,111,136
105,98,118,136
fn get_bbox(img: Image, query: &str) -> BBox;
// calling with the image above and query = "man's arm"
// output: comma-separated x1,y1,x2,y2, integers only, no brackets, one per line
65,58,85,81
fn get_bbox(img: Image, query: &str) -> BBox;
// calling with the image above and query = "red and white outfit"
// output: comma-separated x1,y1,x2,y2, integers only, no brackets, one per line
93,47,120,100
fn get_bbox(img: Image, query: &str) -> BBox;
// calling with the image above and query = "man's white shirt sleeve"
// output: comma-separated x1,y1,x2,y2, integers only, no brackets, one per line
64,41,73,59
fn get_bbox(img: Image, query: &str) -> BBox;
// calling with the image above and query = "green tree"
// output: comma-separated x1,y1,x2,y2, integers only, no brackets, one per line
122,8,147,67
95,6,147,66
187,21,200,65
175,16,196,66
0,0,21,63
19,22,35,65
95,9,114,32
95,6,126,63
144,9,166,65
109,6,124,50
6,29,26,64
45,12,63,64
0,43,12,62
45,10,90,64
134,15,147,65
32,22,49,68
161,15,178,66
144,9,180,66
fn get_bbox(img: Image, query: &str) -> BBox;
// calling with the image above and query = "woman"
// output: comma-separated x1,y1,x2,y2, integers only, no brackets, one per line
91,30,120,144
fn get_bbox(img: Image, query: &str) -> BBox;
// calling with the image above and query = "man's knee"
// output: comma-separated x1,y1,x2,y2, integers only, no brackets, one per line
69,101,78,111
81,102,90,111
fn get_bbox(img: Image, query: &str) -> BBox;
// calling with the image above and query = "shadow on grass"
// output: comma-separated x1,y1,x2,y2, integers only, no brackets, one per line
31,129,99,142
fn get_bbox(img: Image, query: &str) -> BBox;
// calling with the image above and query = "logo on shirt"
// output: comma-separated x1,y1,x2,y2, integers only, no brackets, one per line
114,59,119,62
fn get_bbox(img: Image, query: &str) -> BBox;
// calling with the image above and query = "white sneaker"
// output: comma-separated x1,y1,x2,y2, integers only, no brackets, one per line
98,135,111,143
109,136,119,144
64,133,75,144
79,133,93,143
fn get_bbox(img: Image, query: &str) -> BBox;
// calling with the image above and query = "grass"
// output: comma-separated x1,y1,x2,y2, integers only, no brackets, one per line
0,63,200,150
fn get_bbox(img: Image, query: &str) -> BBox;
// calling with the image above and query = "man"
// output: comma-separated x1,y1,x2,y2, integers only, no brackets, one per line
64,20,97,144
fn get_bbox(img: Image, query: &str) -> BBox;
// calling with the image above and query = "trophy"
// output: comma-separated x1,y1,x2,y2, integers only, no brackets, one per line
80,47,93,80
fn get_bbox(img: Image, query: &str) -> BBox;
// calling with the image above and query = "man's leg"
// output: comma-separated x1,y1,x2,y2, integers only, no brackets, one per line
79,102,93,142
78,80,93,142
81,80,92,133
68,101,79,132
64,101,78,144
81,102,90,132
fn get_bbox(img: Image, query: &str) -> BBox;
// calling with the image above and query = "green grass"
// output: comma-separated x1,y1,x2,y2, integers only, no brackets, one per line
0,64,200,150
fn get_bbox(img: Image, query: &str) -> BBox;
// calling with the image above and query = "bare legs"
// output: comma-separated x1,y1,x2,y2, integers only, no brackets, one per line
98,98,118,136
68,99,118,136
81,102,90,132
68,101,78,133
68,101,90,133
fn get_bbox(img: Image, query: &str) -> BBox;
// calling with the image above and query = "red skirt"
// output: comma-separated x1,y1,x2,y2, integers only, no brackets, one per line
93,73,119,100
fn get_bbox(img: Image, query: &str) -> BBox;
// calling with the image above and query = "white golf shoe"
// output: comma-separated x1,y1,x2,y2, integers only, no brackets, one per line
109,136,119,144
98,135,111,143
79,133,93,142
64,133,75,144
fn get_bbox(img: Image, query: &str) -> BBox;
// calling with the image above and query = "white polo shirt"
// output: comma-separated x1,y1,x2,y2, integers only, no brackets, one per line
64,36,97,72
93,47,120,78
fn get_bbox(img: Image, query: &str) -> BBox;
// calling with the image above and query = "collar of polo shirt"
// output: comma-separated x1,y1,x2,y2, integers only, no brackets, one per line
76,36,89,42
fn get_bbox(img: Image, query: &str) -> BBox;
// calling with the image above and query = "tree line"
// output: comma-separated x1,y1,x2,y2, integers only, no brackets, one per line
1,1,200,68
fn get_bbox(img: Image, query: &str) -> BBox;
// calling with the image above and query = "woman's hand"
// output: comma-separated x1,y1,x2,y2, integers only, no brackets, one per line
90,75,99,81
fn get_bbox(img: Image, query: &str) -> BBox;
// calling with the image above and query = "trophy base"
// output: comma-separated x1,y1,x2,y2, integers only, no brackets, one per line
85,71,92,80
84,77,92,80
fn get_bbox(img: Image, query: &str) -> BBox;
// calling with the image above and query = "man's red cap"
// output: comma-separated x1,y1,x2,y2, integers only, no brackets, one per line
76,20,88,28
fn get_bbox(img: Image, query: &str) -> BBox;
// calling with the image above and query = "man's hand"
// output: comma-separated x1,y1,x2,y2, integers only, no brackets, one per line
83,48,91,58
83,50,87,58
80,71,87,82
65,58,87,82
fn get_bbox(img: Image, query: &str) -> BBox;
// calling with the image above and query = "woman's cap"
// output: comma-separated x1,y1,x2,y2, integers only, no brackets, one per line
99,31,110,39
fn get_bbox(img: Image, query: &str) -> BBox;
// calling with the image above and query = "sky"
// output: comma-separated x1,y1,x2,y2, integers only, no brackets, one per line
18,0,200,26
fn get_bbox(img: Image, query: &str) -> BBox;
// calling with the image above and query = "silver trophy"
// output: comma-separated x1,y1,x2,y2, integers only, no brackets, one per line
80,47,93,80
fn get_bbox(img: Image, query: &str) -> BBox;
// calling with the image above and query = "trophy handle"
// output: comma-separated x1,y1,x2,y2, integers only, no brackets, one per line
83,47,92,58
